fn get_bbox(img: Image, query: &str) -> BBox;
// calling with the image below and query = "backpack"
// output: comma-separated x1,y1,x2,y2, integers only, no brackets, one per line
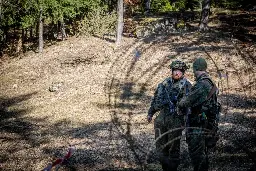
201,77,221,149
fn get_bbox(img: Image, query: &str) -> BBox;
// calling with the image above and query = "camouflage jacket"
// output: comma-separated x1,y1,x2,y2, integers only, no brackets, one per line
148,77,192,117
178,73,218,119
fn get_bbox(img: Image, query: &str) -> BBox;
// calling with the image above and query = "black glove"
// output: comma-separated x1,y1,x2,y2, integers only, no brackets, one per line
147,107,154,123
147,115,152,123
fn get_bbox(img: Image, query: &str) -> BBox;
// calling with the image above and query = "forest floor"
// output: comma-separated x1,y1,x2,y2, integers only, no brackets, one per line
0,11,255,171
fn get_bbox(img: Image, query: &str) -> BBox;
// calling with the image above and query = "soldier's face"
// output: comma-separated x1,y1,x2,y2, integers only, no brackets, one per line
172,69,183,80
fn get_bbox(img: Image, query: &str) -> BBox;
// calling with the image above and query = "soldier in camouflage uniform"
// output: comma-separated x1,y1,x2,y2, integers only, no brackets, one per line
178,57,219,171
147,60,192,171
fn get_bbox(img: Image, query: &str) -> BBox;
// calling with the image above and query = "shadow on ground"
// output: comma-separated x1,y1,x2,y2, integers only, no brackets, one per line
214,12,256,43
0,92,51,168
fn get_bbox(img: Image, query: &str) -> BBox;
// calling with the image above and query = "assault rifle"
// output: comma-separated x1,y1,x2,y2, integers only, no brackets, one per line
164,87,177,114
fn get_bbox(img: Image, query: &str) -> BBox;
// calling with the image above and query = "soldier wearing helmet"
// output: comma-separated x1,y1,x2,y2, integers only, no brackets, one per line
147,60,192,171
170,60,189,72
178,57,220,171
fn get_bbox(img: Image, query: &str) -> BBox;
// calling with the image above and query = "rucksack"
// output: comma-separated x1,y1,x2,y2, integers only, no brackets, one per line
200,77,221,149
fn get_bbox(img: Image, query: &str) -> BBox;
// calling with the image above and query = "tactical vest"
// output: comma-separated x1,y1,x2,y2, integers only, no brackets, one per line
191,76,219,117
201,76,220,122
163,77,190,115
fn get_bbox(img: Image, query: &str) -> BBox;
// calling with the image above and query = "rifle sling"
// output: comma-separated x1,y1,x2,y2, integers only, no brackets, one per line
206,85,217,101
200,77,217,102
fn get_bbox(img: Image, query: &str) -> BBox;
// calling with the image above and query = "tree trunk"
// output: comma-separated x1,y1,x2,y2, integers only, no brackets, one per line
25,28,28,41
199,0,211,31
16,31,22,53
3,26,8,43
60,19,66,41
116,0,124,45
0,0,2,43
30,27,33,40
39,7,43,53
22,28,25,49
14,26,16,37
145,0,151,13
0,0,2,22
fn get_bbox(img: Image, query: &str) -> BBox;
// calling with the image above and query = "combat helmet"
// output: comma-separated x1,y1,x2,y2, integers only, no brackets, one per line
193,57,207,72
170,60,189,72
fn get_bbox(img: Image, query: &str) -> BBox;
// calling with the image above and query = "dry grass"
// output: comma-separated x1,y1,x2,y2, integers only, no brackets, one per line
0,29,255,171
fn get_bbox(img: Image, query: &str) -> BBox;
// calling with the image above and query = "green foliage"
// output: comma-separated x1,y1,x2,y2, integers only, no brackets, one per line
1,1,19,27
151,0,174,12
172,0,186,11
78,7,117,36
21,0,39,24
0,0,105,30
177,19,185,29
151,0,195,12
0,0,113,54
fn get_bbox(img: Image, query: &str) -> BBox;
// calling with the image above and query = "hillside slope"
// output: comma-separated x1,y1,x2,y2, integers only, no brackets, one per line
0,30,255,170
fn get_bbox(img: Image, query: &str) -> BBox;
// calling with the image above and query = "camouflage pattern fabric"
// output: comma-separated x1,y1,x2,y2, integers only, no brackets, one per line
154,114,184,171
148,77,192,171
178,73,218,171
169,60,189,71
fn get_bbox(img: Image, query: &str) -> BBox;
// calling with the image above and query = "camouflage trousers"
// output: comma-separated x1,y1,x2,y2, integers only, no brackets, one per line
154,113,184,171
186,116,209,171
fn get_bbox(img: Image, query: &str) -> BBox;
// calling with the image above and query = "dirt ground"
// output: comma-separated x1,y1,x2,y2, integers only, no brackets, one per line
0,24,255,171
